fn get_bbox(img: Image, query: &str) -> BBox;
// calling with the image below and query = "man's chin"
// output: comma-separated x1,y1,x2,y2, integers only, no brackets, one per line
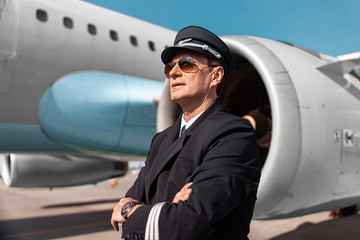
170,97,180,104
170,93,182,102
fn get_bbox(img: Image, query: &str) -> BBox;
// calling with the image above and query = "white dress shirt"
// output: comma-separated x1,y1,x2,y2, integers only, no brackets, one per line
179,110,206,136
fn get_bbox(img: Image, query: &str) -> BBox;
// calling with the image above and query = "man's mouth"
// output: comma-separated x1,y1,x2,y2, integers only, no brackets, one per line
171,82,185,88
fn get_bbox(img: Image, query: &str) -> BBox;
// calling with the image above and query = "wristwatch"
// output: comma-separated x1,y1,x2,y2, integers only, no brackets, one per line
121,201,142,219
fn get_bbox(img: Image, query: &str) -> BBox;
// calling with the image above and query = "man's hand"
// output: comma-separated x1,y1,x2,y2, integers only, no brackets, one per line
172,182,193,203
111,197,144,231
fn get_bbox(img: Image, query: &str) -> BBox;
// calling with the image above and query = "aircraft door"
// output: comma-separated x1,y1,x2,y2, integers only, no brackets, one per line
0,0,19,94
0,0,19,59
332,128,360,195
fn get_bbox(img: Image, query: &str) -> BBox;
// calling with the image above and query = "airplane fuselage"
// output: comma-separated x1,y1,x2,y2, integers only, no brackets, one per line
1,0,173,153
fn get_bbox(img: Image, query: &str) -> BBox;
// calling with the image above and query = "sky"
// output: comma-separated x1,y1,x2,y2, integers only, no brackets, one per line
84,0,359,57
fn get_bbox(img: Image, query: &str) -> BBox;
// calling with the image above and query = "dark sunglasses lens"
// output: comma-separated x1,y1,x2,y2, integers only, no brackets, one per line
164,57,196,78
165,62,175,77
179,59,195,73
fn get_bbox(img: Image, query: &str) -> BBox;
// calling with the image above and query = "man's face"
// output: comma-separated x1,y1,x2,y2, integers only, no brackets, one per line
167,51,216,106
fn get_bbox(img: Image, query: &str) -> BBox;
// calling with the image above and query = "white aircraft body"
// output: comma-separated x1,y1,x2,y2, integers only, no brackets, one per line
1,0,360,220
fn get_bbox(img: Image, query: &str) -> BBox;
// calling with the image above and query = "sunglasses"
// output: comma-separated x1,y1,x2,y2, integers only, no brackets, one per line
164,56,214,78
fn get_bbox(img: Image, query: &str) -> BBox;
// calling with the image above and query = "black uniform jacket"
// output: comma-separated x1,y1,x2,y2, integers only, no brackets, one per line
122,100,261,240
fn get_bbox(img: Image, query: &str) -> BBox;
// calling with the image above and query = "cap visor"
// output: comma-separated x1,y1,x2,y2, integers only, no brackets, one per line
161,46,217,64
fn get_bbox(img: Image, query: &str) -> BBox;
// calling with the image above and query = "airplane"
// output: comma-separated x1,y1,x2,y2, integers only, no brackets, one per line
0,0,360,220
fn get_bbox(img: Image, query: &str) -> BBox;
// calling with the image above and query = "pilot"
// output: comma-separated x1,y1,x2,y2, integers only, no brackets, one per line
111,26,261,240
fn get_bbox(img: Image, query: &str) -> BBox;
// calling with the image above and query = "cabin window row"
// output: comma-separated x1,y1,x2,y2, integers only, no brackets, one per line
36,9,156,51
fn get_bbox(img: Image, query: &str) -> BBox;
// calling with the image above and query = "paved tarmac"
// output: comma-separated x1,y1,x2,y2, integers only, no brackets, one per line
1,170,359,240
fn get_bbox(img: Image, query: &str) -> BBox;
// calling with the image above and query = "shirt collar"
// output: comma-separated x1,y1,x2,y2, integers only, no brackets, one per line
180,109,206,136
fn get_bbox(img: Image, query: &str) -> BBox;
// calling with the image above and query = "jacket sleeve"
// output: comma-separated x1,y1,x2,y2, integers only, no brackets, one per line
122,122,261,240
121,133,161,239
125,132,162,202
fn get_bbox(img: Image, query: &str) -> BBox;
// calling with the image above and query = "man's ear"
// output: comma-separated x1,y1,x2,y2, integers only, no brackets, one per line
210,66,224,88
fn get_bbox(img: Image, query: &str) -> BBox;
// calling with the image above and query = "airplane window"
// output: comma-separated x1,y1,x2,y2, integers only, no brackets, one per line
36,9,47,22
130,35,138,46
110,30,118,41
88,24,97,35
148,41,155,51
63,17,73,29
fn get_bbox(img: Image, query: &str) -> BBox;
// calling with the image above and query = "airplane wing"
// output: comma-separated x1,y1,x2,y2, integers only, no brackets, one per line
317,52,360,101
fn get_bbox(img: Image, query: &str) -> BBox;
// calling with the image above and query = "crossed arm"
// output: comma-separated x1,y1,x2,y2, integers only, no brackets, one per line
111,182,193,231
111,124,260,238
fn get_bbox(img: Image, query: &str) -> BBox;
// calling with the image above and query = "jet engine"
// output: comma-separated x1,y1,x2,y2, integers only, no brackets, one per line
157,36,360,219
1,153,127,188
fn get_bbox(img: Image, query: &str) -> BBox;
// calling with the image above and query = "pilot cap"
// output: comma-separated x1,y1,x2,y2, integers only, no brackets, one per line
161,26,235,76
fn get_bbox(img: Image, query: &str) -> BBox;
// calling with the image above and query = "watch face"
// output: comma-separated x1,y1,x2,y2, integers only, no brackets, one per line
121,202,133,215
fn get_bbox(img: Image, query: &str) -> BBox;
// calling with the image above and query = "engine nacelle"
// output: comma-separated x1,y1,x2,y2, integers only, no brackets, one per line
1,153,127,188
157,35,360,219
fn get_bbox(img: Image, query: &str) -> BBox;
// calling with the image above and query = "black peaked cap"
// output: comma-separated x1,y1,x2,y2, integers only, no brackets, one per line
161,26,235,76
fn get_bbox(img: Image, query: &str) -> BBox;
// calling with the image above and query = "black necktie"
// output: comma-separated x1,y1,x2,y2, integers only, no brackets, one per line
180,125,186,136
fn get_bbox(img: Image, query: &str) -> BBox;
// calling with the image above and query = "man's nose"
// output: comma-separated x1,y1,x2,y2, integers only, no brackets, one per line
168,63,182,78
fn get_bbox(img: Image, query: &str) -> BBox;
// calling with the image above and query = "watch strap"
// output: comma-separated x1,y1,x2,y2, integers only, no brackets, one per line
121,201,142,219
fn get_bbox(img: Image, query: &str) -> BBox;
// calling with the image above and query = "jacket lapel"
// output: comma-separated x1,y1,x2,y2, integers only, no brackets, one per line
145,100,223,197
185,100,222,135
145,117,182,195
